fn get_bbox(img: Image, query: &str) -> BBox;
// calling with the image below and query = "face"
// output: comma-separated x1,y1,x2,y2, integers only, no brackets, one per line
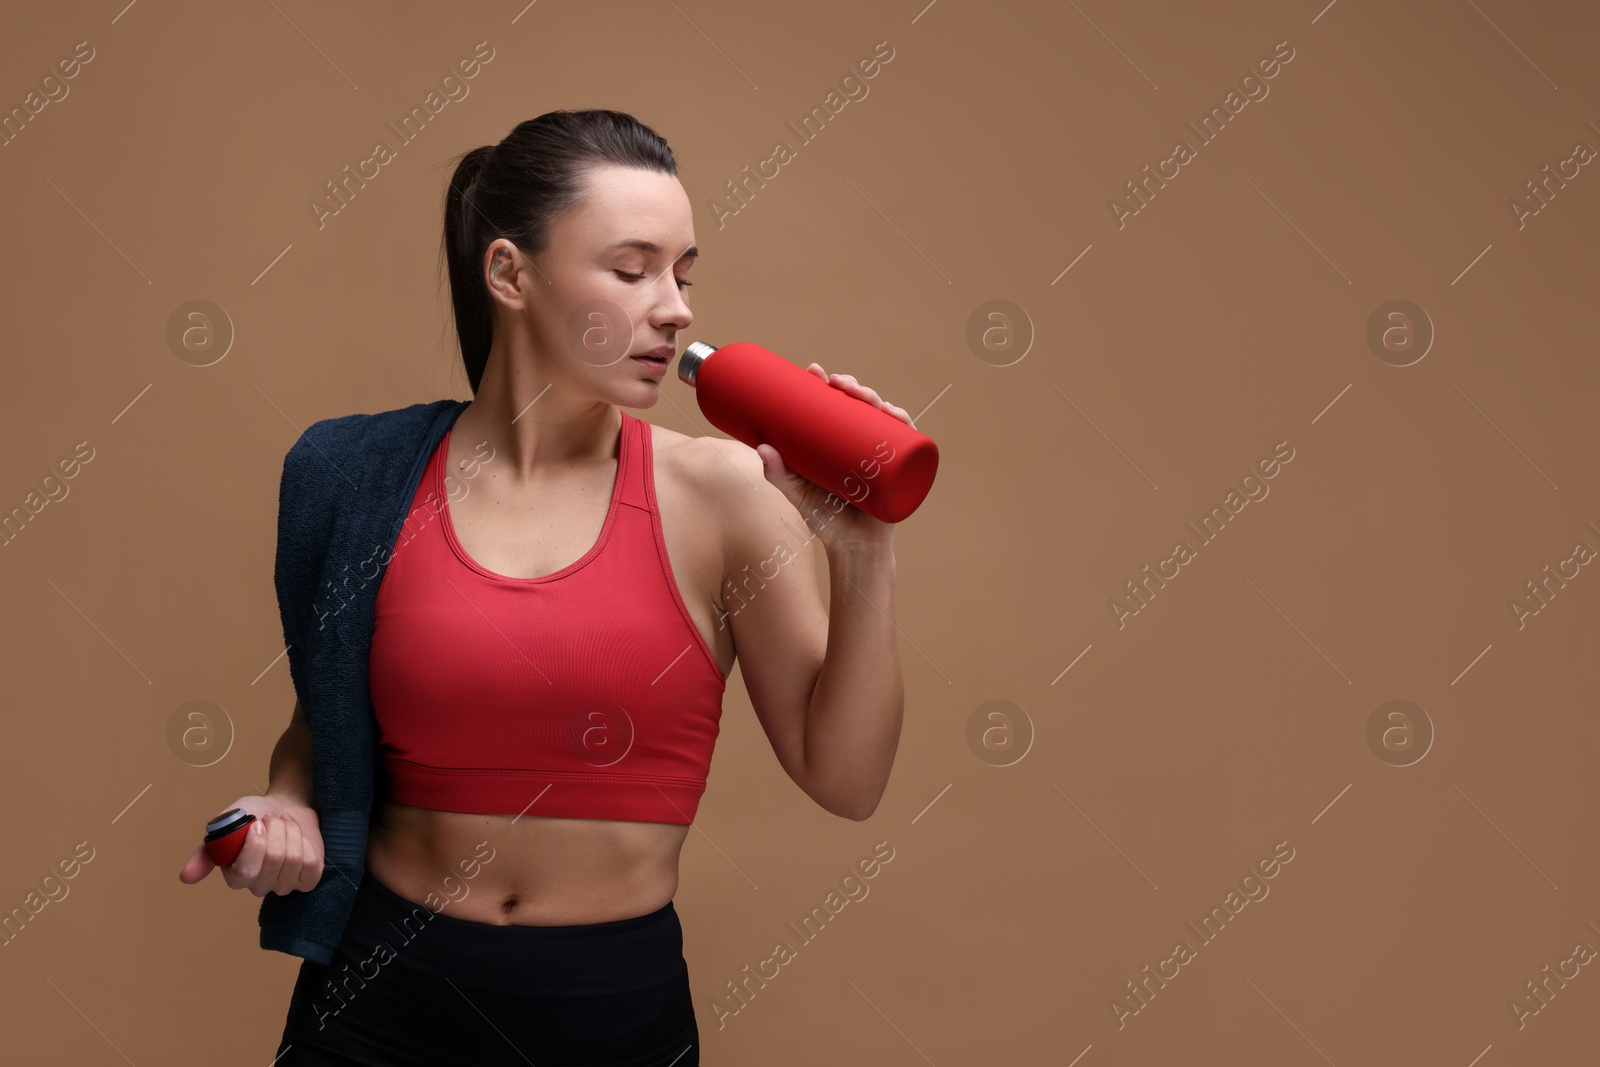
487,163,696,406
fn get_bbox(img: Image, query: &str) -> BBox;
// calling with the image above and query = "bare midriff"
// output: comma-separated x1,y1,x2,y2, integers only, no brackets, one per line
366,801,692,925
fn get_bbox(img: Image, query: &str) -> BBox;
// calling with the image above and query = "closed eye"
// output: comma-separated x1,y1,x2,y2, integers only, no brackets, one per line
615,270,693,289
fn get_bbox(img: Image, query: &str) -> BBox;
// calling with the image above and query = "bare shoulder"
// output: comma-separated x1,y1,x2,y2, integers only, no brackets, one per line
700,434,767,492
649,425,782,550
650,425,761,501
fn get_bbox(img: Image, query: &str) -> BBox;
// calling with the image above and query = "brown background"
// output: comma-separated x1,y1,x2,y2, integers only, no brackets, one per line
2,0,1597,1063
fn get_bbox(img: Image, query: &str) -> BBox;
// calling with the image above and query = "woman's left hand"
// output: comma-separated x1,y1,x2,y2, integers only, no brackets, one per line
754,363,914,550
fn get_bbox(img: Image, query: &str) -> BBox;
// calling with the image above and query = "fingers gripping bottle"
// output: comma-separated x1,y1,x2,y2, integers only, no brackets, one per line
678,341,939,525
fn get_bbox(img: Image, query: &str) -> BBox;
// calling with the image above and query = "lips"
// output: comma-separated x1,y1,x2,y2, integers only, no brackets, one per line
630,348,671,375
630,344,673,374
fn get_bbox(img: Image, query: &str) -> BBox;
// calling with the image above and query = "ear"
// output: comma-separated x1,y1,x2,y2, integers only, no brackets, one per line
484,240,530,311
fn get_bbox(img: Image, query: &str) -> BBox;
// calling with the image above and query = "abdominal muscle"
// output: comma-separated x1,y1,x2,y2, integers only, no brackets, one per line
365,799,691,925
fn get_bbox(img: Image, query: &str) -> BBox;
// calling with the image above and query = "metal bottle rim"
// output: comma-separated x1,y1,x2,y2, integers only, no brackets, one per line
679,341,718,386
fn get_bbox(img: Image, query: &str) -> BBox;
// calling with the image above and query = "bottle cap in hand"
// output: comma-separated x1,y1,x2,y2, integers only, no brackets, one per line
203,807,257,867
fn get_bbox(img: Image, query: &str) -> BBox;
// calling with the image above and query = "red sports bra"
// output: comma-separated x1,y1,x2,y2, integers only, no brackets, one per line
368,411,728,825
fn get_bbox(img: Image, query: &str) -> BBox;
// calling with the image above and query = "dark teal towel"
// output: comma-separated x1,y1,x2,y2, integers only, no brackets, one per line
258,398,468,964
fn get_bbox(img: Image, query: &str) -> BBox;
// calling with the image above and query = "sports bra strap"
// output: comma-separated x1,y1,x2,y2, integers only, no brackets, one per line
617,412,651,513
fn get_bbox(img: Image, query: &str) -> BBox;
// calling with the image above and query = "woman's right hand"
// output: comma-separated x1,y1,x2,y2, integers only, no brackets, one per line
177,795,326,897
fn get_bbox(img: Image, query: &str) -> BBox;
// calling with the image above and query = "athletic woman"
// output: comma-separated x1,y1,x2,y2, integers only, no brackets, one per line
178,109,909,1065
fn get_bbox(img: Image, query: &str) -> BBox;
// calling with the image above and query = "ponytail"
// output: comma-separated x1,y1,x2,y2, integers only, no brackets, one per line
442,144,497,394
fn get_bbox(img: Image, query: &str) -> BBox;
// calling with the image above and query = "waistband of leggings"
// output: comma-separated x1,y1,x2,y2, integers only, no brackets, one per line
358,868,678,941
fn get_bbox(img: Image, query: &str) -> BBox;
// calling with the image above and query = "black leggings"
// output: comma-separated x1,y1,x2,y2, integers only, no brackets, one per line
274,871,698,1066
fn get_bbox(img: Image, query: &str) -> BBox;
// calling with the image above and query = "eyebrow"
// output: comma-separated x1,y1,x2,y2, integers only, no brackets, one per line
611,238,697,260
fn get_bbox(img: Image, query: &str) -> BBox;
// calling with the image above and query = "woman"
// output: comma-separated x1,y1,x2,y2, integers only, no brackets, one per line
178,109,909,1066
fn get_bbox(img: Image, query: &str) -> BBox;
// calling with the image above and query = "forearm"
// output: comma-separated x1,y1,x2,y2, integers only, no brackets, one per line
802,541,904,820
265,719,316,809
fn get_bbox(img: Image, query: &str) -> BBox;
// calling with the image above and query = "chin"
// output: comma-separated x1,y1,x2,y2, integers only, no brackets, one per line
616,381,663,407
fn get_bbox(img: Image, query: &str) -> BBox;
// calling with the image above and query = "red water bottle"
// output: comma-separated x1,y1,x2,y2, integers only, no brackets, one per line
678,341,939,524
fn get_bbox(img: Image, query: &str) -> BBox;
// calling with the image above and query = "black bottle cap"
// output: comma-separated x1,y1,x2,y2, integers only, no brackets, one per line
204,807,256,841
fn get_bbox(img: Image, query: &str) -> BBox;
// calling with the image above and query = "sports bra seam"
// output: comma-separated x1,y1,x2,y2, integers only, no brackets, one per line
638,418,730,688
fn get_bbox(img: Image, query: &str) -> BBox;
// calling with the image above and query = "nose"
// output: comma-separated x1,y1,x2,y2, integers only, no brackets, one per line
648,273,692,335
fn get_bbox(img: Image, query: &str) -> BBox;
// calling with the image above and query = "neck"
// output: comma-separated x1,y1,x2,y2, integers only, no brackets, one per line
455,339,622,479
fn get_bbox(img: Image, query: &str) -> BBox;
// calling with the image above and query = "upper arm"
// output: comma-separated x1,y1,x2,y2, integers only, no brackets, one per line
290,698,306,728
707,437,829,785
